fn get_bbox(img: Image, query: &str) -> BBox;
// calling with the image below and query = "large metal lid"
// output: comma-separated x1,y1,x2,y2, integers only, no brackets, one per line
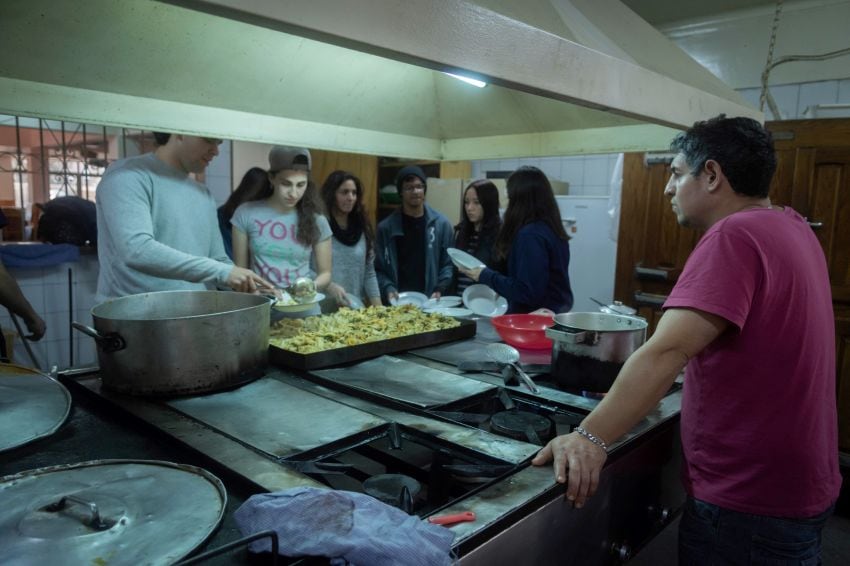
0,366,71,453
0,459,226,565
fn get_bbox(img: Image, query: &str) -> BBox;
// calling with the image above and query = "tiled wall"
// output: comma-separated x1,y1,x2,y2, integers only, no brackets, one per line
736,79,850,121
470,154,622,197
0,254,99,371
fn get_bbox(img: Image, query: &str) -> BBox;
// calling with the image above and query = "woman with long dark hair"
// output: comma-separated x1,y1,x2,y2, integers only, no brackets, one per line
321,170,381,307
231,146,332,297
217,167,268,259
452,179,501,295
459,166,573,313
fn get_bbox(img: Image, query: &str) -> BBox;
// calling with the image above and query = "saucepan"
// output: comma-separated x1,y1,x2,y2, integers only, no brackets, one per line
546,312,647,392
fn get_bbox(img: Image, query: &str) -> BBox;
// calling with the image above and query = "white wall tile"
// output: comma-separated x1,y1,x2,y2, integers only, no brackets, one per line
798,81,839,117
583,185,610,197
560,159,584,187
538,157,561,181
498,159,520,171
470,161,482,179
764,84,800,120
737,87,762,110
839,79,850,103
583,156,610,186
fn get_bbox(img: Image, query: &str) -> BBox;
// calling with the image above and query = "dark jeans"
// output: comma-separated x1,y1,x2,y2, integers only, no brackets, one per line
678,496,835,565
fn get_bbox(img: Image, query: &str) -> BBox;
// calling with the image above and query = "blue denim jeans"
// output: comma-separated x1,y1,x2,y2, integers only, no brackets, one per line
678,496,835,565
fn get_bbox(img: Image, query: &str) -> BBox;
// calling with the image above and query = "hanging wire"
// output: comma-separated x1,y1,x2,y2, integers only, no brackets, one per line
759,0,783,112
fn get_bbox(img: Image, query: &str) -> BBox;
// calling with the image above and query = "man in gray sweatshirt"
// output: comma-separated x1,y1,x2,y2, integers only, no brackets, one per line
95,133,271,303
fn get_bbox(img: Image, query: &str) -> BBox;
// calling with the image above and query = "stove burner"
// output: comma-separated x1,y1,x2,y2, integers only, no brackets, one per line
363,473,421,512
490,410,555,445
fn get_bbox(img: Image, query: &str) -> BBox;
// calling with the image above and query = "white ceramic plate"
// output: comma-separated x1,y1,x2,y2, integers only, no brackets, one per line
423,296,462,310
273,293,326,312
447,248,486,271
462,284,509,317
391,291,429,308
429,307,473,318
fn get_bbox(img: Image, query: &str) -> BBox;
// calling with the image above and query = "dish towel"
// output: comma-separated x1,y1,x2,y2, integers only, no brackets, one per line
234,486,456,566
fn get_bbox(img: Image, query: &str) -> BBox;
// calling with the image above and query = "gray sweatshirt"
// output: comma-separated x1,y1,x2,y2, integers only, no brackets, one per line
331,234,380,301
95,153,232,303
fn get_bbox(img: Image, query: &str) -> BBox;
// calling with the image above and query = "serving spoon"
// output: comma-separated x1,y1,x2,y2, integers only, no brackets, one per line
486,343,540,393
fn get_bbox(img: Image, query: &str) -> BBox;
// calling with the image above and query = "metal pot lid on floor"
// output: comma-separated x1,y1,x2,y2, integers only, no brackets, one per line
0,459,226,565
0,366,72,453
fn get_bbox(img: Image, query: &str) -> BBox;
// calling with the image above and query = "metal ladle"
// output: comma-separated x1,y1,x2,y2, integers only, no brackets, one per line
486,343,539,393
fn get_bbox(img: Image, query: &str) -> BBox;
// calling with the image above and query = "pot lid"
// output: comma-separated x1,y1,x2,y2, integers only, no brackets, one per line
0,367,71,453
0,459,226,565
599,301,637,316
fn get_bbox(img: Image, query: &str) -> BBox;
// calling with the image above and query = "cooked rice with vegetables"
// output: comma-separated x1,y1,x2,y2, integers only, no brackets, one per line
270,304,460,353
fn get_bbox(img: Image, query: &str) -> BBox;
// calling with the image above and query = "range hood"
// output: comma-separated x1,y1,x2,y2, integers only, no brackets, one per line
0,0,760,159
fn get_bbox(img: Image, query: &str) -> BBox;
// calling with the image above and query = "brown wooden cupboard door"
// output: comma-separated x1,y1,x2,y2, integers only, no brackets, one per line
790,149,850,303
615,153,700,336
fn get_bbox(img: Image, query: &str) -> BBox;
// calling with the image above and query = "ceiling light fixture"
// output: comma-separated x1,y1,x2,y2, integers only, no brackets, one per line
444,72,487,88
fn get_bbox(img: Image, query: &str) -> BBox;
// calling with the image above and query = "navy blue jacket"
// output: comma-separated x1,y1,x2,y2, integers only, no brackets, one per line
479,221,573,314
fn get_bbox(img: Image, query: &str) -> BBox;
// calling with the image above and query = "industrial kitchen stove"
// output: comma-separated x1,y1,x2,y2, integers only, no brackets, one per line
61,342,683,565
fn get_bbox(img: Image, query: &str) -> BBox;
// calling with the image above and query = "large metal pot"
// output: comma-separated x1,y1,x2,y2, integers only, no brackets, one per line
545,312,647,392
73,290,270,396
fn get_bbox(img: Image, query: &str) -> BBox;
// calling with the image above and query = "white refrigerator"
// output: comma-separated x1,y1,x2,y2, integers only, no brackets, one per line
556,196,618,313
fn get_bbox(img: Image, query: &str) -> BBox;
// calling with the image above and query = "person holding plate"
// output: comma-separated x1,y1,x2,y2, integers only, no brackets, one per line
374,165,454,303
231,146,332,314
458,166,573,314
451,179,501,296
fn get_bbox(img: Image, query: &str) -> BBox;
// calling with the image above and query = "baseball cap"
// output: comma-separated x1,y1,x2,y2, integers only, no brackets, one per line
268,146,311,172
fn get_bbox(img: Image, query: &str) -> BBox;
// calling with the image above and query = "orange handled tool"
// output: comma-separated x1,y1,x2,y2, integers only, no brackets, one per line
427,511,476,526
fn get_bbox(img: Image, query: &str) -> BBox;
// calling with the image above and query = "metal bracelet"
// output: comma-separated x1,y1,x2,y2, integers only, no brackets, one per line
574,426,608,452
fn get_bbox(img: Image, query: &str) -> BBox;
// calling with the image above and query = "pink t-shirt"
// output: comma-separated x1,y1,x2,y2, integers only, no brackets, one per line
664,206,841,517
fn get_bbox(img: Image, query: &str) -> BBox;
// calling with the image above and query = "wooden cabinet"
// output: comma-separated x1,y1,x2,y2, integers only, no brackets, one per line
614,118,850,453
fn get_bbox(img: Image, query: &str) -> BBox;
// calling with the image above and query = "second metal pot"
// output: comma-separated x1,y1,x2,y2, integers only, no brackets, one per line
545,312,647,392
73,290,270,396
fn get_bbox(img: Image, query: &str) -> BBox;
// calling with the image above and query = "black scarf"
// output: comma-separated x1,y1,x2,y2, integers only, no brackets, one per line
329,212,363,247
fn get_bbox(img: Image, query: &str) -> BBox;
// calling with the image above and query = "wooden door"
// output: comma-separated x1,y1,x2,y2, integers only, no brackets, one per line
789,148,850,302
614,153,700,333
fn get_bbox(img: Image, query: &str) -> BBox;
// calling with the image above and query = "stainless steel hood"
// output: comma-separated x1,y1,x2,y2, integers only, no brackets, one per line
0,0,761,159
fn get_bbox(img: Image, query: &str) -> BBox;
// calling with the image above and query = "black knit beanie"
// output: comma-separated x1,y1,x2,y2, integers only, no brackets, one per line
395,165,427,194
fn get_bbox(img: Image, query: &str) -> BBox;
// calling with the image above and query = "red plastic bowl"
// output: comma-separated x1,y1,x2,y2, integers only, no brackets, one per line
491,314,554,350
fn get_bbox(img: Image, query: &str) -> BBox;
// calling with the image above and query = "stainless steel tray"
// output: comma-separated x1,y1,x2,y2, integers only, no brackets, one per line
269,318,476,370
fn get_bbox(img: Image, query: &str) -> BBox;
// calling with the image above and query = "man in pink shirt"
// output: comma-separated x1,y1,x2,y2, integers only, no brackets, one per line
533,115,841,564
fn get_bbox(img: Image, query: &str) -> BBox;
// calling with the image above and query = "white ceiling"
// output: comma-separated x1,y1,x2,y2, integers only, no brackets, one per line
622,0,780,25
0,0,761,159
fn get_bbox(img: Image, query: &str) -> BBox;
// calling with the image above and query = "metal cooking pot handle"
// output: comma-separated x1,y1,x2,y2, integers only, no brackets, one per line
555,328,587,343
71,322,127,353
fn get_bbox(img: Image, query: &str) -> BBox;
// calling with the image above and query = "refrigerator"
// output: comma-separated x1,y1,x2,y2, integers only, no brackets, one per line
556,196,618,313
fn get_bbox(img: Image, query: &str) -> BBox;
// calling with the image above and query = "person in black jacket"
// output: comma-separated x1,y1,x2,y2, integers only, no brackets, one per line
452,179,501,295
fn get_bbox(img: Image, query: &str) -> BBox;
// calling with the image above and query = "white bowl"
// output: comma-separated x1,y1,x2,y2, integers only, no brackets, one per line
273,293,326,312
390,291,429,308
462,284,508,317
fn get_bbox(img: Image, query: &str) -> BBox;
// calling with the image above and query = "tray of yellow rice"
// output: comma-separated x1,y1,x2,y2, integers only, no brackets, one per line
268,304,476,370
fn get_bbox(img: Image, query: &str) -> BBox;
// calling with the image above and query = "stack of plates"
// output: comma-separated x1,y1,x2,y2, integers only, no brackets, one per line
462,284,508,317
